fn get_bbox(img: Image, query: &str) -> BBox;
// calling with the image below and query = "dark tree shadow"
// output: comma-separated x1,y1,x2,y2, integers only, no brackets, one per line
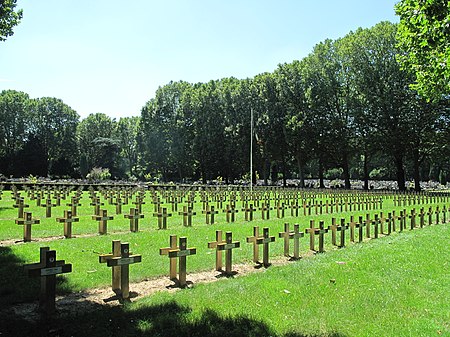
0,246,73,306
0,299,347,337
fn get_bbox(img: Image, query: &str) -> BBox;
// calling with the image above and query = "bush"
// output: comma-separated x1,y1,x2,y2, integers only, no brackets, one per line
86,167,111,181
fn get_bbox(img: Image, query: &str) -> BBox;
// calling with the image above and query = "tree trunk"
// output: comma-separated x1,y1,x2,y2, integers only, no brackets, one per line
282,157,287,187
262,158,269,186
342,152,351,189
318,159,325,189
394,154,406,191
412,149,421,192
296,155,305,188
363,152,369,190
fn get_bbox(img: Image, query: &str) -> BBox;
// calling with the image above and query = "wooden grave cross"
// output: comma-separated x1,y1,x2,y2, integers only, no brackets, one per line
14,198,30,219
278,223,304,259
255,227,276,267
159,235,179,280
124,208,144,232
364,214,372,239
167,237,197,287
56,210,79,238
24,247,72,315
276,202,286,218
357,216,365,242
113,196,123,215
179,206,196,227
337,218,348,247
16,211,40,242
216,232,240,275
435,206,440,225
41,198,57,218
348,215,357,242
242,203,256,221
246,226,262,264
305,220,328,253
202,205,218,225
66,196,81,216
223,204,238,223
409,209,417,230
92,209,114,235
290,202,300,217
427,207,433,226
371,214,380,239
208,230,225,271
153,207,172,229
90,196,104,216
259,202,272,220
99,240,142,300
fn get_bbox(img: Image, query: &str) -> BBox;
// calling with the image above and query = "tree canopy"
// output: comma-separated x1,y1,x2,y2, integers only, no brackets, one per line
395,0,450,100
0,0,23,42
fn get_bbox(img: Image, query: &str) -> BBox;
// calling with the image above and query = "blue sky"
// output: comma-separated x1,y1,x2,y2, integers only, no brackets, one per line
0,0,399,119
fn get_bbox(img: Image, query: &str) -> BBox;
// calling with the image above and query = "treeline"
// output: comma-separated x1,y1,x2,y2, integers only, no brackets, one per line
0,22,449,190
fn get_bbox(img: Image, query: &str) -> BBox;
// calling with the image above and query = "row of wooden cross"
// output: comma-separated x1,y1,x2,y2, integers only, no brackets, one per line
24,205,447,317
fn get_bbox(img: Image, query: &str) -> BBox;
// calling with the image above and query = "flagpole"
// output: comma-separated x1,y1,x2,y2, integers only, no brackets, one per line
250,107,253,193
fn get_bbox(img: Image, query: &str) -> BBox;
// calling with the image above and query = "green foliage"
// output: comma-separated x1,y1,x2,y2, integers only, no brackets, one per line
0,0,23,42
395,0,450,100
369,167,388,180
86,167,111,181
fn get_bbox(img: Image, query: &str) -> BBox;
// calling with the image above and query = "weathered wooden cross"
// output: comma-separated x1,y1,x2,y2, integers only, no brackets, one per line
178,206,196,227
99,240,142,300
24,247,72,316
14,198,29,219
278,223,304,259
66,196,81,216
41,198,57,218
124,208,144,232
153,207,172,229
159,235,178,279
166,237,197,287
202,205,218,224
255,227,276,267
208,230,240,274
16,211,40,242
56,210,79,238
92,209,114,235
305,220,328,253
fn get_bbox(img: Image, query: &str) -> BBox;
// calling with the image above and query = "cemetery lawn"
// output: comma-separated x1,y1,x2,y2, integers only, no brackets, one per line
2,223,449,337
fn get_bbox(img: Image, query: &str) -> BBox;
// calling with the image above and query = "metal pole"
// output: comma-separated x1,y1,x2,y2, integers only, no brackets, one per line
250,107,253,193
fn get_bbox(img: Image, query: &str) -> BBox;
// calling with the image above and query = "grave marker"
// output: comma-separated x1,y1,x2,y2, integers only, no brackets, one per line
24,247,72,316
99,240,142,300
305,220,328,253
56,210,79,238
217,232,240,275
124,208,144,232
167,237,197,287
255,227,276,267
16,212,40,242
278,223,304,259
92,209,114,235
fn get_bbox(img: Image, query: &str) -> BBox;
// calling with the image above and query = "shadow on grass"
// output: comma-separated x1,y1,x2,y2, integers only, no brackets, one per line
1,300,346,337
0,246,72,306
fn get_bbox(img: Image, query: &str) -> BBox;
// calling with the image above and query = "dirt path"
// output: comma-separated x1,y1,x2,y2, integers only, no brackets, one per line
5,255,315,322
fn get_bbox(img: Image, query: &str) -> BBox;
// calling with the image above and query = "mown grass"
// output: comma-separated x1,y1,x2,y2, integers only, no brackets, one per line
0,190,448,304
1,223,448,337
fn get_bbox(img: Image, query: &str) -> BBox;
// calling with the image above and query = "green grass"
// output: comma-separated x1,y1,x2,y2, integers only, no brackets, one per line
1,223,448,336
0,190,449,303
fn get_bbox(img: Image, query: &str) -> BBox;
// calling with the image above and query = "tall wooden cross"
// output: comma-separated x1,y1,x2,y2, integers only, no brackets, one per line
24,247,72,316
14,198,29,219
167,237,197,287
124,208,144,232
92,209,114,235
217,232,240,275
202,205,218,225
16,211,40,242
246,226,262,263
153,207,172,230
305,220,328,253
256,227,276,267
66,196,81,216
99,240,142,300
278,223,304,259
159,235,178,280
56,210,79,238
178,206,196,227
